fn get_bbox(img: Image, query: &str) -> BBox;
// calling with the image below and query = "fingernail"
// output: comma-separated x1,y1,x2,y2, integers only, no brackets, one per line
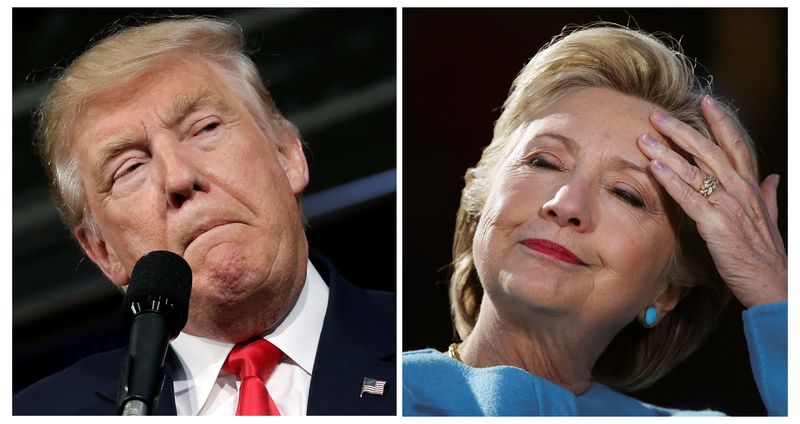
641,134,659,149
773,174,781,187
652,159,667,173
652,111,671,123
704,95,719,111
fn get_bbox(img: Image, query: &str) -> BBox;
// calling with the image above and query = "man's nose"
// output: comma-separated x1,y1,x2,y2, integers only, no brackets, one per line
540,180,594,232
154,139,207,208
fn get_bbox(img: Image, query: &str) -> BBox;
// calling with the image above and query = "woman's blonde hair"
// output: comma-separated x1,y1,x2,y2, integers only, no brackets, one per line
450,24,756,391
36,16,295,233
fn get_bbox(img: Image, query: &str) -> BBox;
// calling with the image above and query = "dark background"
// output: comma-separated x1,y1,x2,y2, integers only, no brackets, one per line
403,8,786,416
13,8,396,394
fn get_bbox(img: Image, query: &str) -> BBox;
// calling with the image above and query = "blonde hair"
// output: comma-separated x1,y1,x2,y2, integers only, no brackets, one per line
450,24,755,391
36,16,296,233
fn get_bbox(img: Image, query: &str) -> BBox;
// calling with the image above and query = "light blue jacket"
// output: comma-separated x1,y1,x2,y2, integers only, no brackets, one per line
403,301,786,416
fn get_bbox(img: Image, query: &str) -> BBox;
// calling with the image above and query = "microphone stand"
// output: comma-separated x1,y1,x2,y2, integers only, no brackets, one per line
118,305,171,415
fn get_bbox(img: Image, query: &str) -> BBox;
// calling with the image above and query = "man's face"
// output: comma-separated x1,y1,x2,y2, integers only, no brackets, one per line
72,57,309,342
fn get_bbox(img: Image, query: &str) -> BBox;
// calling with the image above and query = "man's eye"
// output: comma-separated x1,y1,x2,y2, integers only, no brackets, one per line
195,121,221,136
113,161,144,182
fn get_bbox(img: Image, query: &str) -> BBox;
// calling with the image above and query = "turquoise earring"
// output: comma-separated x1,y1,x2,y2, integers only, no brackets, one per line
638,306,658,328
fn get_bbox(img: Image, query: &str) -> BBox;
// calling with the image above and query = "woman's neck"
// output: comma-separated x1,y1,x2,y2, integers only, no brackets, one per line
457,300,603,395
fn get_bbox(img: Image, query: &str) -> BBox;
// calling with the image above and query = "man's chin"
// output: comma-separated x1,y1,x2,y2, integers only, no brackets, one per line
185,239,252,279
183,297,282,343
182,320,264,344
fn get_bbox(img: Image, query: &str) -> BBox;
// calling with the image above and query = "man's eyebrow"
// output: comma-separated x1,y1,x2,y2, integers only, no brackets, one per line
165,90,235,128
94,130,143,183
93,91,236,183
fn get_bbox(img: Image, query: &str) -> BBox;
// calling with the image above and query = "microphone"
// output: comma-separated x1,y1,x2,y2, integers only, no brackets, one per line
118,251,192,416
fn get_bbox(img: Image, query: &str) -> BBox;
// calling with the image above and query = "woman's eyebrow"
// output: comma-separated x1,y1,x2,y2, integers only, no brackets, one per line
608,157,650,176
532,132,651,176
530,132,580,155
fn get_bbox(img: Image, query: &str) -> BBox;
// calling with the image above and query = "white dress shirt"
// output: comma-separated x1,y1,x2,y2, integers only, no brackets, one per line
169,260,330,415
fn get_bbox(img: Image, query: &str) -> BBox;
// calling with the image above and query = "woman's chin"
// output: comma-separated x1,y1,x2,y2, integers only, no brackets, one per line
492,274,582,312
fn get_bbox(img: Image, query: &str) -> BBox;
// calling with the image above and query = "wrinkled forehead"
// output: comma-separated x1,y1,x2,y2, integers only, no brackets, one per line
73,58,238,139
512,88,670,157
68,63,248,176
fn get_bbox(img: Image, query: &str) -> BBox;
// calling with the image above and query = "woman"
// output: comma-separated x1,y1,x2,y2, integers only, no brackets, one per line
402,24,787,416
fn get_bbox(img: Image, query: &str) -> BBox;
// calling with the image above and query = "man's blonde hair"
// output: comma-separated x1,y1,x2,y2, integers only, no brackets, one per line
36,16,296,233
450,24,755,391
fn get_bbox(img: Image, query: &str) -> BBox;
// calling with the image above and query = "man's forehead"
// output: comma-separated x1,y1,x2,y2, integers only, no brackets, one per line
73,69,236,145
70,64,241,183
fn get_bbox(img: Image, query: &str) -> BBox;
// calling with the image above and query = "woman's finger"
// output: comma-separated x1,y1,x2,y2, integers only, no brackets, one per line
648,159,717,225
701,96,759,182
759,174,780,225
649,111,741,189
638,133,707,190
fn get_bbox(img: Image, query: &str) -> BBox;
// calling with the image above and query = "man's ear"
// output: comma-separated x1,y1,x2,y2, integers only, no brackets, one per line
275,131,309,196
74,225,129,287
651,283,684,326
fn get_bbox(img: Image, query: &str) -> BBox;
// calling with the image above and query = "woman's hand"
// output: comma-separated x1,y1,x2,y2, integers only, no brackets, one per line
637,95,786,308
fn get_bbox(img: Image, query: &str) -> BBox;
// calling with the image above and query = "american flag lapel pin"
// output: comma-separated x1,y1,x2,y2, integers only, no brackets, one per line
360,377,387,397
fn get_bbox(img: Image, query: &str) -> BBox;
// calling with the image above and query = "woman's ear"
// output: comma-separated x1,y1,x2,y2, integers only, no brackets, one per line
74,225,129,287
651,283,684,326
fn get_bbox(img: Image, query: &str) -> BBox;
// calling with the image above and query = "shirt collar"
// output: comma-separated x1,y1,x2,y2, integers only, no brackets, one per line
264,259,329,374
169,259,329,415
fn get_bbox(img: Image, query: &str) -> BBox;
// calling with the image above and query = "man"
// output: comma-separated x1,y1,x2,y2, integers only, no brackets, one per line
13,16,395,415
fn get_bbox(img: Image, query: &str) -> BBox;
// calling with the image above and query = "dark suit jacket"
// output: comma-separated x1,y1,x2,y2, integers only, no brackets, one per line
13,254,396,415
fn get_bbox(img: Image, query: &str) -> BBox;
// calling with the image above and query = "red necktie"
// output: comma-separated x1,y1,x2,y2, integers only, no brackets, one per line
223,338,283,415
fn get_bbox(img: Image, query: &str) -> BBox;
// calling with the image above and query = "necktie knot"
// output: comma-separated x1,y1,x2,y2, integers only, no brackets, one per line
222,338,283,415
223,338,282,381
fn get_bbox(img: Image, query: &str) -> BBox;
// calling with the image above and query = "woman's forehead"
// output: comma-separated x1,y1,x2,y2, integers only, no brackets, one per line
515,88,670,156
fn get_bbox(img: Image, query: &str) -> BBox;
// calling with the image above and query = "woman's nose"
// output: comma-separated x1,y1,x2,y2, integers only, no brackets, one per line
540,183,593,232
154,140,208,208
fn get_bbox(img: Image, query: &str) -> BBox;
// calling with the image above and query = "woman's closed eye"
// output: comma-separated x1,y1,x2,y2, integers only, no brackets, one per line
612,187,645,209
528,154,562,171
527,153,649,210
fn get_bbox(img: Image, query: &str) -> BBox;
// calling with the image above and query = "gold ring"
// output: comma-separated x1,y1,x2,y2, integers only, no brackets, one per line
699,175,719,198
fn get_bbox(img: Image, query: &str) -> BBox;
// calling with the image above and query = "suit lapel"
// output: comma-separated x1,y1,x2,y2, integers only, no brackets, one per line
306,254,396,415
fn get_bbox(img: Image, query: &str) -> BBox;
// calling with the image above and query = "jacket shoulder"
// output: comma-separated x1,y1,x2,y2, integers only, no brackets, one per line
13,349,124,415
311,251,395,336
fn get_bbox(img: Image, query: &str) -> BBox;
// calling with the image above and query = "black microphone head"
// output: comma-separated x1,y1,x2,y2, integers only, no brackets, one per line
123,250,192,339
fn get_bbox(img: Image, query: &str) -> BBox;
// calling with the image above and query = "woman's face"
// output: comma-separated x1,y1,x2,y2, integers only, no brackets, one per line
473,87,681,334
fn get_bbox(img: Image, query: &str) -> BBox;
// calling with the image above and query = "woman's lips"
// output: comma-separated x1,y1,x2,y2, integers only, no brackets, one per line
521,239,586,266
